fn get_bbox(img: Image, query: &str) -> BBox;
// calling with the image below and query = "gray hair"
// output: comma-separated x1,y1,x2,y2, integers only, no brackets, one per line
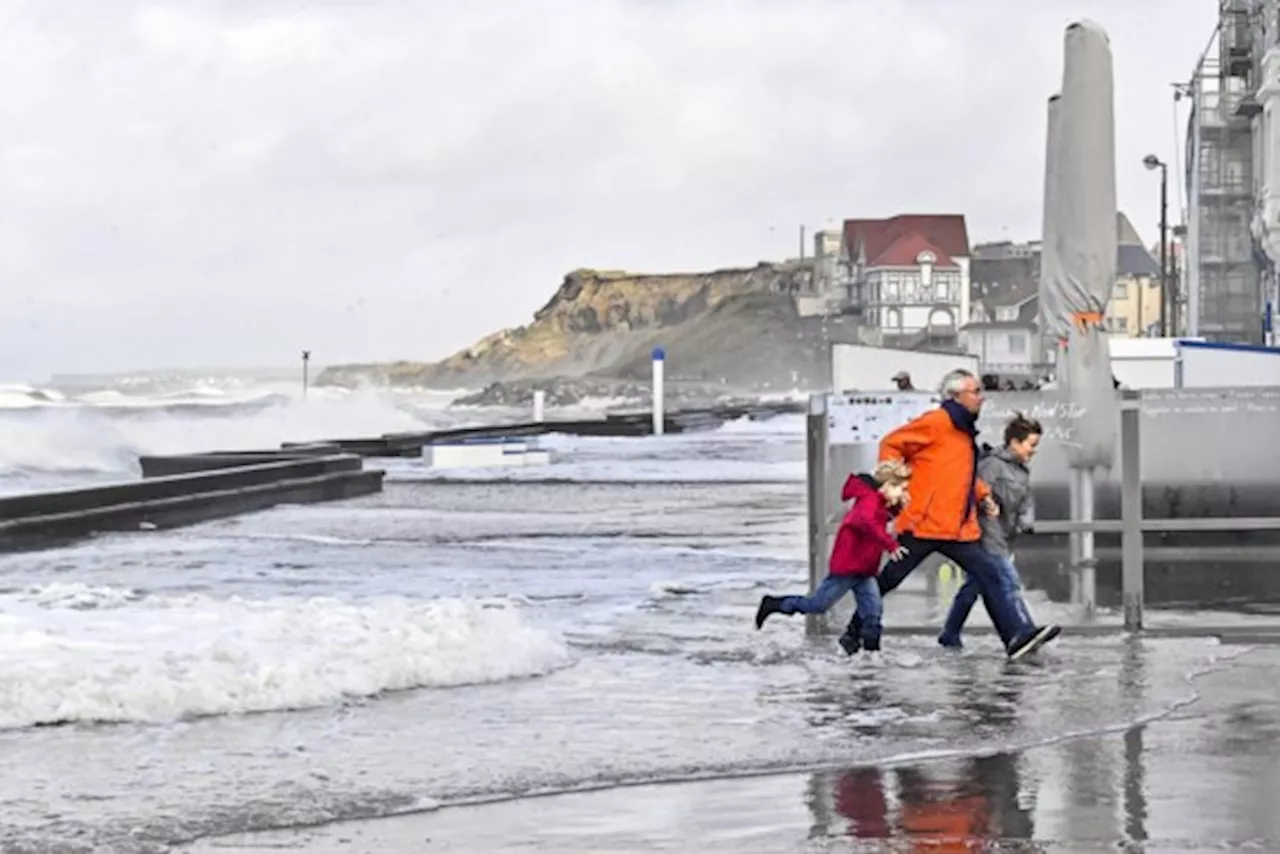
939,368,977,399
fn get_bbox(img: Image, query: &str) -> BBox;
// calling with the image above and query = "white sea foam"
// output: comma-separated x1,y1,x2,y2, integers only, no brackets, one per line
0,383,67,409
0,384,446,482
0,586,570,729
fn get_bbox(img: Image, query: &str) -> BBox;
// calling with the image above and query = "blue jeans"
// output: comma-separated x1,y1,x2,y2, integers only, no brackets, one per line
939,554,1035,646
780,573,883,642
859,534,1035,649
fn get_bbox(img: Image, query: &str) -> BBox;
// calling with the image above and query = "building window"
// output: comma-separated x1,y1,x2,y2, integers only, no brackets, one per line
1114,281,1128,300
905,273,921,301
1007,333,1026,355
996,306,1018,321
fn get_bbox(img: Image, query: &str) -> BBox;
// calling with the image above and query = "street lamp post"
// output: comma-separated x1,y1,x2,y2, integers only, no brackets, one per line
302,350,311,399
1144,154,1170,337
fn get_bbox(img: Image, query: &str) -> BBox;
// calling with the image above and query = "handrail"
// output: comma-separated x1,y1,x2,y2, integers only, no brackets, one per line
1031,517,1280,534
823,517,1280,535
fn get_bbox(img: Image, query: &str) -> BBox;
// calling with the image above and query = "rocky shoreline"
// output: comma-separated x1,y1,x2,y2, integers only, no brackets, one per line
448,376,798,411
316,262,845,394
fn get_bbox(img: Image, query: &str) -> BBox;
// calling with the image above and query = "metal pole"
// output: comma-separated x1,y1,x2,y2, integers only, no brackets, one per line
301,350,311,399
1187,79,1202,338
1079,468,1097,620
805,393,829,637
1120,391,1144,631
1069,468,1082,604
1159,165,1170,337
1061,351,1083,603
650,347,665,436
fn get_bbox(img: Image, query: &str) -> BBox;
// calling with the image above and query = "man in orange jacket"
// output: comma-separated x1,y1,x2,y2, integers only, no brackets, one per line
840,368,1059,660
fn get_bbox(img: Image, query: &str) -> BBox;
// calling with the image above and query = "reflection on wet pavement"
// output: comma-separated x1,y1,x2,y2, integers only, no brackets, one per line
189,643,1280,853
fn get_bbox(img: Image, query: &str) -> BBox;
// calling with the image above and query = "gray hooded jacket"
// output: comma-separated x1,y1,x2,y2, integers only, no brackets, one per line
977,445,1035,558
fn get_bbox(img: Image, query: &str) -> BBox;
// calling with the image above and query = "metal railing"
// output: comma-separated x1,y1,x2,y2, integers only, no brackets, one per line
805,390,1280,641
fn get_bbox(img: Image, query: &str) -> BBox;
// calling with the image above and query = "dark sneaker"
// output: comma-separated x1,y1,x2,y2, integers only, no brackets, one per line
1007,624,1060,661
754,596,782,629
937,634,964,650
837,632,861,656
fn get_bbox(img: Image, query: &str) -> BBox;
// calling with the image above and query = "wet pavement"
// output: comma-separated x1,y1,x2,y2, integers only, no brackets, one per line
8,420,1280,852
189,639,1280,853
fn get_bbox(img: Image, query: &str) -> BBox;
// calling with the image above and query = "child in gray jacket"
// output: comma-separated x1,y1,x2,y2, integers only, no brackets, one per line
937,412,1046,648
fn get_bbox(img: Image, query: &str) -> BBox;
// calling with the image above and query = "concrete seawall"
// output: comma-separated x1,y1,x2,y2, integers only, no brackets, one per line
286,400,808,458
137,448,343,477
0,453,383,551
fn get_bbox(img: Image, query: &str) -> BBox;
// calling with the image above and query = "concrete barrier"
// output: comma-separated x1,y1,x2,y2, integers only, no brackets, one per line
138,448,340,477
280,436,426,457
313,400,807,459
0,454,384,552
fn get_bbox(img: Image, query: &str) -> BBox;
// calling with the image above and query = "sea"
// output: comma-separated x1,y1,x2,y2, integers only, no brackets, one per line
1,373,1277,852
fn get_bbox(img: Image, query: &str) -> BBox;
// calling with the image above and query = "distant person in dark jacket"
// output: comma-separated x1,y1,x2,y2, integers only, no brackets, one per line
938,413,1043,648
891,371,914,390
755,460,910,652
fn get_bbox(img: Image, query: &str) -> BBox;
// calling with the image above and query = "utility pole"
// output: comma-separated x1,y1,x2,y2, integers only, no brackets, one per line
1160,175,1172,335
302,349,311,398
1144,154,1170,336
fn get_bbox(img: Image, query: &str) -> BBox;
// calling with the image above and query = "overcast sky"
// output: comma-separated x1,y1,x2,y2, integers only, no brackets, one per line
0,0,1217,380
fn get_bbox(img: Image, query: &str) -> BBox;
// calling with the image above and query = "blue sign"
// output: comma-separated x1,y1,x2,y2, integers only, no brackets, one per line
651,346,666,361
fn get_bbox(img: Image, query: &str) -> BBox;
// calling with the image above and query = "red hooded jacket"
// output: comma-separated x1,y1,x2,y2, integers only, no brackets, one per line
829,474,901,577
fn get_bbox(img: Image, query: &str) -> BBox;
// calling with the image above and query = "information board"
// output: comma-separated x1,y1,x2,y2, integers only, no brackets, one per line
825,391,940,446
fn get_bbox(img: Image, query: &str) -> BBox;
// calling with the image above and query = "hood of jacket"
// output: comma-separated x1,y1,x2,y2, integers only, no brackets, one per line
841,473,900,515
842,473,879,501
983,445,1029,476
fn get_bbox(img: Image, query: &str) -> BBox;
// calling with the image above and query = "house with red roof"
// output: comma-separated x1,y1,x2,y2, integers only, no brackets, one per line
824,214,973,348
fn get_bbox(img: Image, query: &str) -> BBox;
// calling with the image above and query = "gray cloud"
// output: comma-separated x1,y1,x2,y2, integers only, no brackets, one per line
0,0,1215,378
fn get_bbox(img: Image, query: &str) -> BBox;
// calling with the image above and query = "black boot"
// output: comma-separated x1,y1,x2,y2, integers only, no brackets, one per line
837,613,864,655
838,632,861,655
755,596,783,629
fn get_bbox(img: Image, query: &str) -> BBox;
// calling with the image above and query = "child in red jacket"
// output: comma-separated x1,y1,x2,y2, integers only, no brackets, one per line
754,459,910,653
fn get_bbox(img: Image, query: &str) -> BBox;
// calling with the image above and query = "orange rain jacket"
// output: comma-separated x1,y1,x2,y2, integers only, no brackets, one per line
877,404,990,542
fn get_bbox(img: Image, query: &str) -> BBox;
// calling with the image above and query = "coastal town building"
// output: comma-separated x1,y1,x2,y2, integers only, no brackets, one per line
964,244,1043,377
1109,216,1164,337
959,213,1163,377
804,214,971,350
1185,3,1270,344
797,210,1161,379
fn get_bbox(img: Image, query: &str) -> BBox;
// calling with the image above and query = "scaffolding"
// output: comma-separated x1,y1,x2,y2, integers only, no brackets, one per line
1186,0,1265,343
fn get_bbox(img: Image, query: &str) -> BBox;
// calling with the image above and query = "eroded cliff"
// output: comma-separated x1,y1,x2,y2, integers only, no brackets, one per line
317,261,836,391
